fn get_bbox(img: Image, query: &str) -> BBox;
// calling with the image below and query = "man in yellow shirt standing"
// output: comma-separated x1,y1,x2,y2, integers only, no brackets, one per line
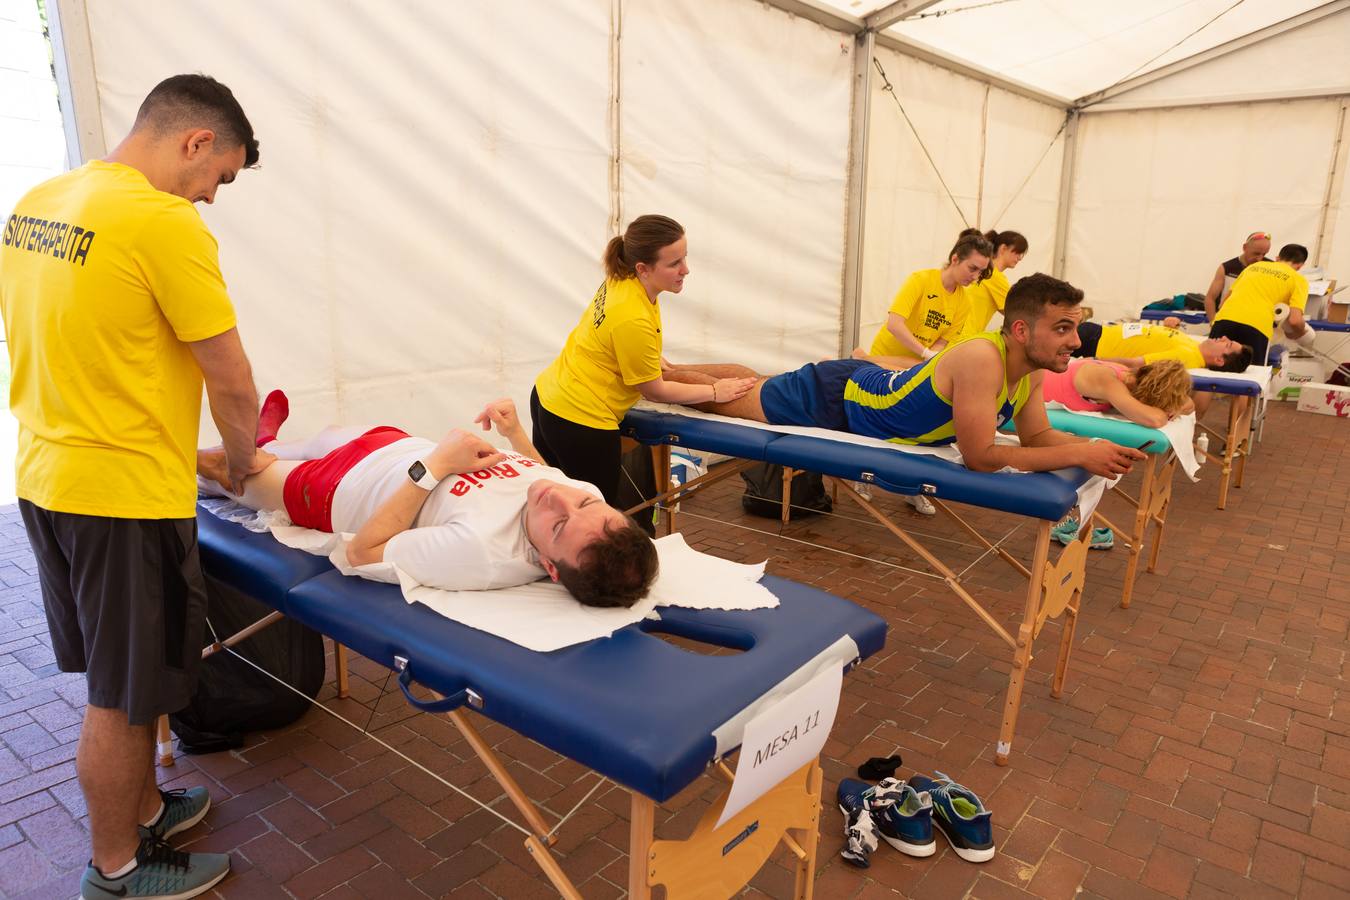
0,75,269,899
1210,243,1316,365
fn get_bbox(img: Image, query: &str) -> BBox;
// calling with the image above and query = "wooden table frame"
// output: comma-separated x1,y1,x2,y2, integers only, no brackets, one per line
628,443,1091,766
1088,450,1176,609
1196,393,1256,509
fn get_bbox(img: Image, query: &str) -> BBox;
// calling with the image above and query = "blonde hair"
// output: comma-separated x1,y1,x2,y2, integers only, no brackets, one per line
1130,359,1191,416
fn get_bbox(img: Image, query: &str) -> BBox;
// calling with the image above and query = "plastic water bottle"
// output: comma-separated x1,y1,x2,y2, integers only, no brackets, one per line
1196,433,1210,454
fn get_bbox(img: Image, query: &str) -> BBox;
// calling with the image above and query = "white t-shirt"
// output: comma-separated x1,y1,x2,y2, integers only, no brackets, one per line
329,438,602,591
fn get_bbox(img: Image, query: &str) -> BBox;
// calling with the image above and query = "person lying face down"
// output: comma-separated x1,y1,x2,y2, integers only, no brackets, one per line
1041,357,1195,428
664,273,1146,479
197,395,658,608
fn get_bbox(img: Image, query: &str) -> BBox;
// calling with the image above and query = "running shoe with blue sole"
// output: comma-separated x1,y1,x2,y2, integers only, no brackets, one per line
906,771,995,863
838,777,936,858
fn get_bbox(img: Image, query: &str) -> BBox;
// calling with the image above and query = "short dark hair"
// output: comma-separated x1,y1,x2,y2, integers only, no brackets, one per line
1211,343,1253,373
133,74,260,167
552,517,658,609
1002,272,1084,333
1277,244,1308,265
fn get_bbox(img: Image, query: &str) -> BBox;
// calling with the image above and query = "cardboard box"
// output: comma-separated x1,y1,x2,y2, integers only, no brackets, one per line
1273,356,1324,401
1296,382,1350,417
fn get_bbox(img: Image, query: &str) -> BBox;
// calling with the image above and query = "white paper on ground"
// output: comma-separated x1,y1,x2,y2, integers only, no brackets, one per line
715,663,842,828
198,501,776,652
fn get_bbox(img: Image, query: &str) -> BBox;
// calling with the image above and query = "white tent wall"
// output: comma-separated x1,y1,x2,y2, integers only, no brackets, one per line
1,0,65,226
619,0,853,374
77,0,614,443
859,44,1066,344
1089,8,1350,111
1066,99,1341,322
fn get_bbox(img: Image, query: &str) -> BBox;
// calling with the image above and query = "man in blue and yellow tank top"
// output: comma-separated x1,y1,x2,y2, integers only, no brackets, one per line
665,274,1146,478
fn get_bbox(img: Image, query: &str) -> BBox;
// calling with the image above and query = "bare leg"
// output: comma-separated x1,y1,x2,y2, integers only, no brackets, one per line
263,424,371,460
81,705,153,872
138,756,162,825
664,363,761,384
851,349,923,371
691,377,772,419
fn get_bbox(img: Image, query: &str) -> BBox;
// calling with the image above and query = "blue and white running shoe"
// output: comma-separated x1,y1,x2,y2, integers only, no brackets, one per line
838,777,935,859
906,771,995,862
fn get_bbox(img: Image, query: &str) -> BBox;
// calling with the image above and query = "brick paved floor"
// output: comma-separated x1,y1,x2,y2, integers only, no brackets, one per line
0,401,1347,898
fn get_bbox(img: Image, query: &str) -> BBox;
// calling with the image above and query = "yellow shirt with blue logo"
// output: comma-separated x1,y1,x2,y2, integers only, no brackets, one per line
535,276,662,429
869,268,971,356
844,331,1030,445
1213,261,1308,339
1,161,238,519
962,267,1010,336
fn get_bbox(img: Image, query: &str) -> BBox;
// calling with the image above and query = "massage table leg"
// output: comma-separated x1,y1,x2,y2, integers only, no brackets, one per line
1233,398,1254,490
156,715,174,767
335,641,351,699
997,522,1051,766
781,467,793,525
629,794,656,900
645,760,822,898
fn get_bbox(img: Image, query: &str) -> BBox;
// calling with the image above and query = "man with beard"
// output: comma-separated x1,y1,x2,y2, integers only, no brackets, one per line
665,273,1145,478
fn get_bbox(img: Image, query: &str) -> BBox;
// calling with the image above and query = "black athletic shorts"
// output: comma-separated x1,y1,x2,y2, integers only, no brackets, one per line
1209,319,1268,367
19,501,208,725
1073,321,1103,358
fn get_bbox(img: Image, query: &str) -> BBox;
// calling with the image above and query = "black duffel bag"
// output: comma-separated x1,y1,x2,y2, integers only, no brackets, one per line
170,575,325,753
740,462,832,520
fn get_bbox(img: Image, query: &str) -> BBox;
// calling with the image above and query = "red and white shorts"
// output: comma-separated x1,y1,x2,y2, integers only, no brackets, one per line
282,426,409,532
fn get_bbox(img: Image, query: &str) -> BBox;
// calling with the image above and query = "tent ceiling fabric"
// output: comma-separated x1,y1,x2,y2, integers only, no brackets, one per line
814,0,1328,100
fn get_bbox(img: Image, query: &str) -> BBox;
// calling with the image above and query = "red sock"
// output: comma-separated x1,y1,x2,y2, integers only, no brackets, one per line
256,389,290,447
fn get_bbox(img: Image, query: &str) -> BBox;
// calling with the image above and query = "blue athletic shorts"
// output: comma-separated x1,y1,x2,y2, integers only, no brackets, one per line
759,359,870,431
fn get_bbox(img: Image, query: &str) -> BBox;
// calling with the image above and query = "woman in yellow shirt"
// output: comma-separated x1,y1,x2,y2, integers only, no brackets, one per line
962,229,1027,336
532,215,755,506
861,231,992,365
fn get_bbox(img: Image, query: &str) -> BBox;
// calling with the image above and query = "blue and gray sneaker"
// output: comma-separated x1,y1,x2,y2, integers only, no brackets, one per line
906,771,995,863
80,834,230,899
145,787,211,841
838,777,935,859
1051,517,1114,550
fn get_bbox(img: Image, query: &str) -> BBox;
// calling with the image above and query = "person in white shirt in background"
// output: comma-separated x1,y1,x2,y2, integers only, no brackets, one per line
197,396,657,607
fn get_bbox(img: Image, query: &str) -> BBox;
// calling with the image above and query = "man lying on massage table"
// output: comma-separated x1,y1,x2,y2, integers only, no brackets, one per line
667,273,1147,489
1074,319,1252,373
197,395,658,607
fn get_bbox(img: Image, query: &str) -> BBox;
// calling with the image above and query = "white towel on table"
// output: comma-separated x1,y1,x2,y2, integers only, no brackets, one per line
199,500,776,652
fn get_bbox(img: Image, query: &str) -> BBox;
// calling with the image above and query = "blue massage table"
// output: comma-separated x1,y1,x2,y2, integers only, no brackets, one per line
180,509,887,898
621,407,1099,766
1142,308,1350,333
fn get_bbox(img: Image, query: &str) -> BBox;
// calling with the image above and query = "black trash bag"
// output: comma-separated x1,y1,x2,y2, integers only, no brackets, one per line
169,575,325,754
740,463,832,520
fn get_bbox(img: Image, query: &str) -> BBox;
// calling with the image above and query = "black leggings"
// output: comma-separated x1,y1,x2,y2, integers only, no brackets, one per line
530,388,623,507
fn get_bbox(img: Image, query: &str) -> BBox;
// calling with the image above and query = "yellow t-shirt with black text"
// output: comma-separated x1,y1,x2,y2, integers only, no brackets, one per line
0,160,238,518
535,277,662,429
1096,323,1204,370
962,267,1009,336
869,268,970,357
1213,261,1308,339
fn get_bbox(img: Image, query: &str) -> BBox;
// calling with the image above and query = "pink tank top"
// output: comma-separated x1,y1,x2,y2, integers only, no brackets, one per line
1041,359,1129,413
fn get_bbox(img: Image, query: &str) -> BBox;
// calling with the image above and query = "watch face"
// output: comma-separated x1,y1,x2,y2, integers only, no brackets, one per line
408,460,428,482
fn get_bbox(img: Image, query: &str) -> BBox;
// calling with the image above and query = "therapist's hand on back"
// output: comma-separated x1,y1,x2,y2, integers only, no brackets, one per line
1077,439,1145,477
427,429,508,480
